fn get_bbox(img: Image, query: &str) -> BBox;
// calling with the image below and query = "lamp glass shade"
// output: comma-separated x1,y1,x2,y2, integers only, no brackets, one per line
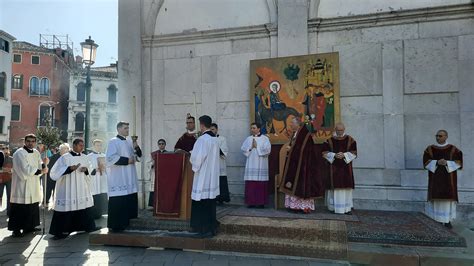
80,37,98,66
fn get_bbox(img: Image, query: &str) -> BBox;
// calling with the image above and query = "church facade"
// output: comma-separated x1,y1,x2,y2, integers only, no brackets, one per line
117,0,474,221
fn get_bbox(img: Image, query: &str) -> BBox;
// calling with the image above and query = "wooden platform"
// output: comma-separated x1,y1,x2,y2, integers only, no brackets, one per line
90,214,348,260
89,207,474,264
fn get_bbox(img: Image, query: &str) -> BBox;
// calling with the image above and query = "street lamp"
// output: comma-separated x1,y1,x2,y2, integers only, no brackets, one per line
80,36,98,151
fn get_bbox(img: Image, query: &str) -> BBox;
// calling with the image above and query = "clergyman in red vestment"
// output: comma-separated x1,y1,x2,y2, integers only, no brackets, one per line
423,129,462,228
322,123,357,215
279,117,325,213
174,114,197,153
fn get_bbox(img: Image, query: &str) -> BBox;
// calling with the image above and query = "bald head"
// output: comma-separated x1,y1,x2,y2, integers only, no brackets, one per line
290,117,302,131
436,129,448,145
335,123,345,137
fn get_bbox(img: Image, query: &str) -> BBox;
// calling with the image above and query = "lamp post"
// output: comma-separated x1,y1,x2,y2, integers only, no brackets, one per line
80,36,98,151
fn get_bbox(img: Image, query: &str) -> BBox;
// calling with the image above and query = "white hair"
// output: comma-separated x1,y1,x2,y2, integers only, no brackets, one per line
59,143,71,154
291,116,302,125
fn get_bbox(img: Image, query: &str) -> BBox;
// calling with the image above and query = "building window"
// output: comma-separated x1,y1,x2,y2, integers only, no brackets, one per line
12,74,23,89
0,38,9,53
39,78,50,96
29,77,39,95
107,112,117,132
93,117,99,128
77,82,86,102
0,72,6,98
0,116,4,134
31,55,40,65
11,103,20,121
13,54,21,63
75,112,85,132
39,104,54,126
107,84,117,103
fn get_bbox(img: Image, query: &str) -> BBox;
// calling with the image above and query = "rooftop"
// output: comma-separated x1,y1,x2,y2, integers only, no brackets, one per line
0,30,16,41
91,64,118,73
12,41,52,53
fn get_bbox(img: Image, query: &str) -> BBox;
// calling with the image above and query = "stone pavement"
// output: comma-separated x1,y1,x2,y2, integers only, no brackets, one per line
1,197,474,266
0,207,350,266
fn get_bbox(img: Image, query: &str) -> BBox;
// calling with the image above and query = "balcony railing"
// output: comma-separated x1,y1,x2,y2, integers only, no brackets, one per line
37,118,59,128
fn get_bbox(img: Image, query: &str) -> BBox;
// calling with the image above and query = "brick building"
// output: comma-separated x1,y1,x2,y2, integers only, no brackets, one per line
9,41,74,148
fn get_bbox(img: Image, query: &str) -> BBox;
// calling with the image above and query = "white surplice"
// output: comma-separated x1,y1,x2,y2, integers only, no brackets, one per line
325,189,353,214
50,152,94,212
105,136,139,197
10,148,43,204
190,132,220,201
217,135,229,176
87,152,108,195
241,135,271,181
425,200,457,223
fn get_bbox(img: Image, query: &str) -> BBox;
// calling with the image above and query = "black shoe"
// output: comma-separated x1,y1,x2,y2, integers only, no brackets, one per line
346,211,352,215
12,230,23,237
444,222,453,229
109,228,124,233
247,205,255,208
256,205,264,209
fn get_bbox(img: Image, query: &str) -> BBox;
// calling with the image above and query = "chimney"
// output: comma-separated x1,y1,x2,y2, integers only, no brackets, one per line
75,56,83,69
55,47,62,57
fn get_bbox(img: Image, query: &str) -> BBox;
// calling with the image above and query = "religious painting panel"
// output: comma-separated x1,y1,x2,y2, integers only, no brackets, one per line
250,52,341,144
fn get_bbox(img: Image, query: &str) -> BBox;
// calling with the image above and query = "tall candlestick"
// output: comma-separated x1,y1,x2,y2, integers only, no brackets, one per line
132,96,137,136
193,92,199,135
193,92,197,119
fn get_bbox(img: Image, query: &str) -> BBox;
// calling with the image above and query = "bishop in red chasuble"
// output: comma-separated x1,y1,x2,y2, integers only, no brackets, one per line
279,118,325,213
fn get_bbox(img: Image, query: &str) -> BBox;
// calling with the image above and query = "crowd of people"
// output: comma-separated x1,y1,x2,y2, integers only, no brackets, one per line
0,121,142,239
0,114,462,240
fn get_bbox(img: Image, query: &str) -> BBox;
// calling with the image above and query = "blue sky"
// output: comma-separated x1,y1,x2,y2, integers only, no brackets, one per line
0,0,118,67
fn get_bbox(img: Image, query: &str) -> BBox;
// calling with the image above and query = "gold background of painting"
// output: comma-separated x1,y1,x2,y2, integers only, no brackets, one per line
249,52,341,144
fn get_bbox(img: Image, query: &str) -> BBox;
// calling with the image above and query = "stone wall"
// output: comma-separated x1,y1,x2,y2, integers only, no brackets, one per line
118,0,474,221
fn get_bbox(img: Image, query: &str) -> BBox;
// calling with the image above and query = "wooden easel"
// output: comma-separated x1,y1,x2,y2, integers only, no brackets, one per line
274,141,291,209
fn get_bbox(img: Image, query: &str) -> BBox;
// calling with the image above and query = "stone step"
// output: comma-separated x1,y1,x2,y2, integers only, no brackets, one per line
219,215,346,242
129,216,191,231
89,229,347,261
208,233,347,260
129,214,347,242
